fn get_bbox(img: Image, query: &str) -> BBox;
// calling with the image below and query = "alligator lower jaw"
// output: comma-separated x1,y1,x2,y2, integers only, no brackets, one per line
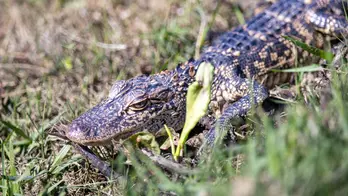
68,129,140,146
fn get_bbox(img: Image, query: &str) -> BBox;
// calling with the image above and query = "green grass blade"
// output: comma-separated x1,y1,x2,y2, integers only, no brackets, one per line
46,179,64,194
1,139,8,196
50,145,71,173
272,64,323,72
164,124,176,156
283,35,334,62
1,120,32,142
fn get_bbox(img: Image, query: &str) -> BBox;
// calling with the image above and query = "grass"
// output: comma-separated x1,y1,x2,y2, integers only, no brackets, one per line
1,0,348,195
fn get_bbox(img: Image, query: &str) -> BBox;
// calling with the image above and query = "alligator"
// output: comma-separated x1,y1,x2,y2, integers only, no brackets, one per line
65,0,348,176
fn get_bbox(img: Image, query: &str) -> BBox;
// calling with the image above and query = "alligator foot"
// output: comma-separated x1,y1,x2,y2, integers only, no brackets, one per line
73,143,123,180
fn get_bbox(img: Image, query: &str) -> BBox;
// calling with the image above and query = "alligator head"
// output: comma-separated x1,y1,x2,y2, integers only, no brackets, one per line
66,62,196,146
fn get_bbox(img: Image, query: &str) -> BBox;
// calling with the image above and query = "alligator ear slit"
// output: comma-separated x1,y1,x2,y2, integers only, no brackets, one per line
172,73,178,81
189,65,195,77
150,98,163,104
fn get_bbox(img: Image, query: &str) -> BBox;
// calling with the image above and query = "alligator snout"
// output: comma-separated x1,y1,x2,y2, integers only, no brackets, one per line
66,120,91,144
66,101,122,146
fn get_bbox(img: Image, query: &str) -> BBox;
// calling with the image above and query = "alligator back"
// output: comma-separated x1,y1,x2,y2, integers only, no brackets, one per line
198,0,343,88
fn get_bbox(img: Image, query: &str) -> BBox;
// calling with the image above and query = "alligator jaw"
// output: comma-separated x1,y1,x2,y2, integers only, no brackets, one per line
66,125,140,146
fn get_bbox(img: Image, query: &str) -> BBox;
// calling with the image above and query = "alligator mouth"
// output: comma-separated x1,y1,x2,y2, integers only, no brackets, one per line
66,126,140,146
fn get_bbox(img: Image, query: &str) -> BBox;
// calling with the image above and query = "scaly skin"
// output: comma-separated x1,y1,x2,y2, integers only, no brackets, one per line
66,0,348,146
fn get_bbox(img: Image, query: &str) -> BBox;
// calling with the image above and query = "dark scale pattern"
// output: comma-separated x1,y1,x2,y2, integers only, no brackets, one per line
199,52,235,67
67,0,348,147
213,30,261,51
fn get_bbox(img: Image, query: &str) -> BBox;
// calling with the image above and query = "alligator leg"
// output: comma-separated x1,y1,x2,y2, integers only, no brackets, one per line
206,78,269,145
73,143,123,179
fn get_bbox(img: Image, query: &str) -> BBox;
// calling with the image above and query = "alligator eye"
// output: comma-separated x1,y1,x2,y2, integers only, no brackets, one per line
129,100,149,111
